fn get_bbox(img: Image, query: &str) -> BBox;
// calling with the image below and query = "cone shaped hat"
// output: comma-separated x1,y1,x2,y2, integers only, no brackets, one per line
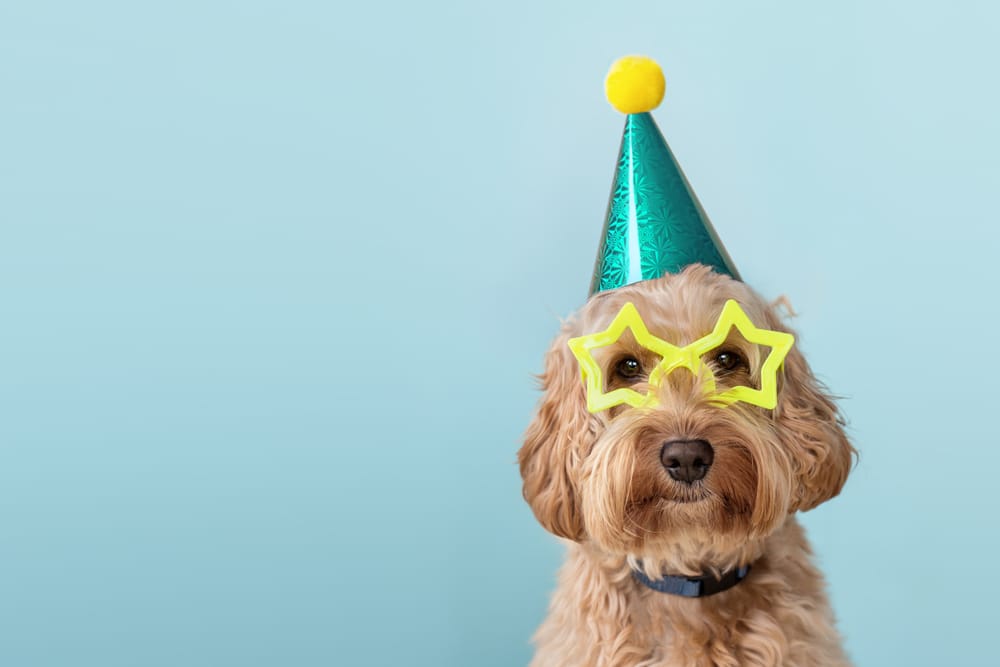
591,56,740,295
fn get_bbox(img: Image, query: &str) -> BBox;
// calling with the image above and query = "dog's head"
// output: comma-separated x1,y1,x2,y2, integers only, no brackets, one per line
519,265,854,567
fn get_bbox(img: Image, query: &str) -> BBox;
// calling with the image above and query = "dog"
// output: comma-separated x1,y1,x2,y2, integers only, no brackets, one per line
519,265,855,667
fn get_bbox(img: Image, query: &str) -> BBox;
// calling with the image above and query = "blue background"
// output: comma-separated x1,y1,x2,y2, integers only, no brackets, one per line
2,1,996,665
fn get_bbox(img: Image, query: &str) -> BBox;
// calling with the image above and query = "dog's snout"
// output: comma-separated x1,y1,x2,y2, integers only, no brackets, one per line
660,439,714,483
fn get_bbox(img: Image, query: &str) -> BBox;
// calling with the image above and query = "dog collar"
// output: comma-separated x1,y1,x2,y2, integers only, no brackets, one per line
632,563,751,598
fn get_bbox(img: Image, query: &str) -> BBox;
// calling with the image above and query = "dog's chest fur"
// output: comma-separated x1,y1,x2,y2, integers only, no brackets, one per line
530,519,850,667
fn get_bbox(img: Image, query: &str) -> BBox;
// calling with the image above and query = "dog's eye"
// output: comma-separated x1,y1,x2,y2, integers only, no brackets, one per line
614,357,643,379
714,350,747,374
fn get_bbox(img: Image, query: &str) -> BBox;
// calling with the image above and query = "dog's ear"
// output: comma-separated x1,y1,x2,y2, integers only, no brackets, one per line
776,345,856,512
518,331,591,541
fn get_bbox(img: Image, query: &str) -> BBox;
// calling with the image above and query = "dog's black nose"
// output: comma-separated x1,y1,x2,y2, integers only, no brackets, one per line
660,439,714,483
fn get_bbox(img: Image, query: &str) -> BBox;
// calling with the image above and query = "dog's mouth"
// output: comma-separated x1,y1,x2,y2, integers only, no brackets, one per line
670,484,711,504
623,491,710,538
625,495,661,514
626,488,709,513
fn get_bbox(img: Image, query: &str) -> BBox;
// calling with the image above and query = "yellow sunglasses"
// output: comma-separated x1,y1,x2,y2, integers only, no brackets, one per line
567,300,794,413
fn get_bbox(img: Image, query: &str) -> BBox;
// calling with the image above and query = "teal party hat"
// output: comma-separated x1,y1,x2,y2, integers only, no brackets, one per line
591,56,740,295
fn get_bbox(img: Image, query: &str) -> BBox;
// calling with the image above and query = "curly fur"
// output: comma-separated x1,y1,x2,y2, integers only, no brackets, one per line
519,266,855,667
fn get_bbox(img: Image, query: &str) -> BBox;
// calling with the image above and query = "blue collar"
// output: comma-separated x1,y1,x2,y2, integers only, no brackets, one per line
632,563,752,597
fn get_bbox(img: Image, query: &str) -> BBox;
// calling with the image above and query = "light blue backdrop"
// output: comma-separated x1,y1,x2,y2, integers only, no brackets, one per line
2,1,996,665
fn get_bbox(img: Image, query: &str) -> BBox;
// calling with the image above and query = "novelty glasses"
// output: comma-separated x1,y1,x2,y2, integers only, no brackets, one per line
567,300,794,413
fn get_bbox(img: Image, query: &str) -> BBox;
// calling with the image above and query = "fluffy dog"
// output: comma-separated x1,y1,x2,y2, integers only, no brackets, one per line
519,265,855,667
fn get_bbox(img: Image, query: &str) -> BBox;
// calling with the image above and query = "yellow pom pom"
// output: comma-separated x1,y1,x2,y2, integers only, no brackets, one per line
605,55,665,114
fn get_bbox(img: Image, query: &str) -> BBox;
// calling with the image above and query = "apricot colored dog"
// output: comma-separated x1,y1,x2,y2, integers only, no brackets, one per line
519,266,855,667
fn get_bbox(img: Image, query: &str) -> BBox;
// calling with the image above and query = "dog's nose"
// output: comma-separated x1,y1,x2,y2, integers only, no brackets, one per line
660,439,714,483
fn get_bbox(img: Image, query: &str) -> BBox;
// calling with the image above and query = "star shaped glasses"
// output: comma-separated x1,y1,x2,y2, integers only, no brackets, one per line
567,300,794,413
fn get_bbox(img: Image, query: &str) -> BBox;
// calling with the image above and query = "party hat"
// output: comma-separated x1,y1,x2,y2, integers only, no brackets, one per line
590,56,740,295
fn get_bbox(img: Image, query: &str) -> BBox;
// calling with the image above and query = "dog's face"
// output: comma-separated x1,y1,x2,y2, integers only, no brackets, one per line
519,265,854,567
